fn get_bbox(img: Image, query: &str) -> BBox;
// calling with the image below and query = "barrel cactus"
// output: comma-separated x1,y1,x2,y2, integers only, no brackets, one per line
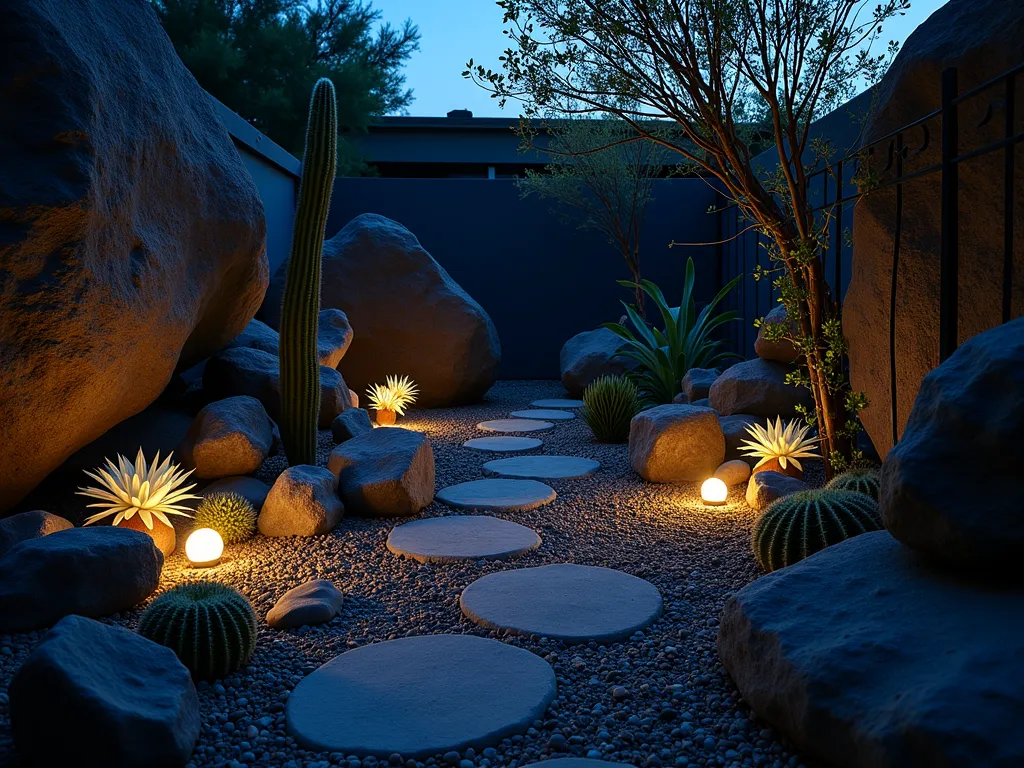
138,582,257,679
581,375,640,443
825,468,881,501
193,492,257,544
752,489,881,572
279,77,338,466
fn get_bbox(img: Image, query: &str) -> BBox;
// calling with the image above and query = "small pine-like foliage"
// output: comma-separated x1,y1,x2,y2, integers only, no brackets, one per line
138,583,257,680
581,375,640,443
825,468,881,501
193,492,257,545
752,489,881,572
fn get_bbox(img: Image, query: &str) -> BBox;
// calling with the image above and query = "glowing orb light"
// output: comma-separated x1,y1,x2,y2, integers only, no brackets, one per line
701,477,728,506
185,527,224,567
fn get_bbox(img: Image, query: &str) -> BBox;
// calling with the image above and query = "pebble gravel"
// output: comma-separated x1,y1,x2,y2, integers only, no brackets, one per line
0,380,817,768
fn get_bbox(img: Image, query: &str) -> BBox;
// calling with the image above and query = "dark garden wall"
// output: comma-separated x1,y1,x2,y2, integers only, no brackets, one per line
326,177,720,379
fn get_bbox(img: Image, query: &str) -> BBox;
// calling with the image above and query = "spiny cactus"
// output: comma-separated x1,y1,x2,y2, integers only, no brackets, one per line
138,582,257,680
752,489,881,572
193,492,257,544
279,77,338,466
581,375,641,443
825,468,881,501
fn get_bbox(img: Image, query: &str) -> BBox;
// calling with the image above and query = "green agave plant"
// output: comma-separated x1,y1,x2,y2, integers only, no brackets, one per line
604,257,742,405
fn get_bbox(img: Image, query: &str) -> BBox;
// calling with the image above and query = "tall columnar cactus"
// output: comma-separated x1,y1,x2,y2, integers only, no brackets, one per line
825,468,881,501
752,489,881,572
138,582,257,680
279,78,338,465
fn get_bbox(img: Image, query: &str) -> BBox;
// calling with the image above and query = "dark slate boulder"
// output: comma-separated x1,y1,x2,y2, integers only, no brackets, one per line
559,328,634,397
880,317,1024,575
0,510,72,559
718,531,1024,767
331,408,374,443
264,214,500,406
10,615,200,767
328,427,435,517
0,0,267,512
0,527,163,632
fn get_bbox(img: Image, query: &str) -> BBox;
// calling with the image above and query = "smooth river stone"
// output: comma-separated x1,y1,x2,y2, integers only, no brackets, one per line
510,409,576,421
482,456,600,481
460,564,663,643
285,634,557,758
463,437,544,453
530,399,584,409
386,516,541,563
436,479,557,512
477,419,554,433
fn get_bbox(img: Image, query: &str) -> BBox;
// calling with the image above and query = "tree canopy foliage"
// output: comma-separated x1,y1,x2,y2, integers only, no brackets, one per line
153,0,419,172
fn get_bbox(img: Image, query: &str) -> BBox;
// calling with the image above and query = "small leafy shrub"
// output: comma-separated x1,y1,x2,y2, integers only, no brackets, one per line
825,468,881,501
193,492,257,544
604,257,741,405
740,417,821,478
752,489,880,572
581,375,640,443
138,582,257,680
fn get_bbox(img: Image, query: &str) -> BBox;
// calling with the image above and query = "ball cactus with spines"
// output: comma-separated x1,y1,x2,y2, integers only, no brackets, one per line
825,468,881,501
193,492,257,544
581,375,641,443
138,582,257,680
752,489,881,572
279,77,338,466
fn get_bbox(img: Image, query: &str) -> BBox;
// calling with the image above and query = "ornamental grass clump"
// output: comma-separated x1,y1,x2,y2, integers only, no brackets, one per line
581,375,640,443
193,492,257,545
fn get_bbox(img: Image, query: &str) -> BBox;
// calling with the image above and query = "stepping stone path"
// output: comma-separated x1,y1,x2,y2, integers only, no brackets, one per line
463,436,543,453
510,409,575,421
285,634,557,758
530,399,584,409
436,479,556,512
483,456,600,481
460,564,663,643
478,419,553,433
387,516,541,563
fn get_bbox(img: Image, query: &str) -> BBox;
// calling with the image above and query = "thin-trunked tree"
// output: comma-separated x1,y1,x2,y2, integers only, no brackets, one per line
467,0,907,476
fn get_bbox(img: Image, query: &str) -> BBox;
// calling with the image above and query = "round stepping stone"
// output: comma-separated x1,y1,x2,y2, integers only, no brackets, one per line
530,398,584,409
286,634,556,758
510,409,576,421
387,516,542,563
483,456,600,481
460,564,663,643
436,479,556,512
525,761,636,768
478,419,553,433
463,436,544,453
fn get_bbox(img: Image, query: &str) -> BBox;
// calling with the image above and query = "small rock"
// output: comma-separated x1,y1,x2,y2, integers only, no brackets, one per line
709,358,814,418
267,580,344,629
328,428,434,517
317,309,355,369
754,305,801,363
258,465,344,537
745,471,808,511
629,405,724,483
9,615,200,766
331,408,374,443
671,392,689,404
682,368,719,401
0,510,72,559
176,395,274,478
714,460,751,487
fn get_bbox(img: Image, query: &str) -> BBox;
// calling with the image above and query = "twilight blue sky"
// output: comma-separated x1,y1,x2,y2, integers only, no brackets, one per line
373,0,949,117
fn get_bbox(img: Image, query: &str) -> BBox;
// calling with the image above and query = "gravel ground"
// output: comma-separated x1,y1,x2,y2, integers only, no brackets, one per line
0,380,818,768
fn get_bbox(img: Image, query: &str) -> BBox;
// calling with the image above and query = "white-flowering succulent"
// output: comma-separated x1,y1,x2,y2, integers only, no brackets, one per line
77,449,200,529
740,417,821,472
366,375,419,416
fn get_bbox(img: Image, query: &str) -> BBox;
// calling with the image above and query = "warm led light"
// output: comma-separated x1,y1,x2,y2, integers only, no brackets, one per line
185,527,223,567
701,477,728,506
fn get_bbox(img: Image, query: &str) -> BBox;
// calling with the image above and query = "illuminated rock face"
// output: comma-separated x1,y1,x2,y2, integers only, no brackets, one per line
0,0,268,512
628,404,724,483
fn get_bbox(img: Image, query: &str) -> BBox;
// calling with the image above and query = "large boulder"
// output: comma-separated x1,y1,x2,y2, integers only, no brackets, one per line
628,405,724,483
0,527,163,632
263,214,501,406
0,0,267,512
844,0,1024,459
258,465,344,537
708,359,814,419
718,531,1024,767
176,396,274,479
203,347,349,428
559,328,633,397
328,427,435,517
226,310,353,369
10,615,200,767
880,318,1024,575
0,510,72,559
